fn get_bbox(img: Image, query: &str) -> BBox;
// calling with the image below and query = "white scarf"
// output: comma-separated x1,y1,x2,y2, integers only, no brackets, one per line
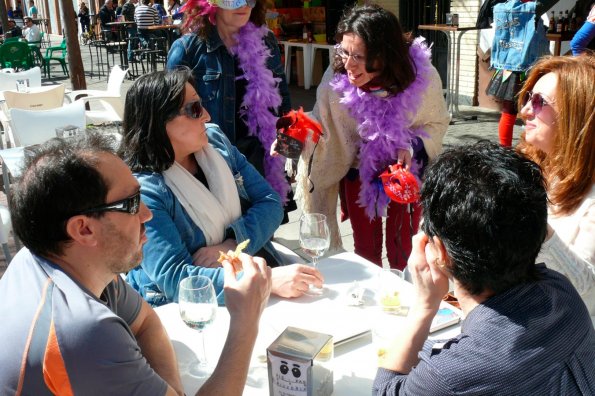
163,144,242,245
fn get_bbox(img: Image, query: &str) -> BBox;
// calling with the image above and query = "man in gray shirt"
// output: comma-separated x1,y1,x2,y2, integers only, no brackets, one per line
373,142,595,395
0,133,272,395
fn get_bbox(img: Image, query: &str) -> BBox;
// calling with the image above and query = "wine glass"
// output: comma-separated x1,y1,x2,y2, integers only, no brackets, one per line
178,275,217,373
299,213,330,294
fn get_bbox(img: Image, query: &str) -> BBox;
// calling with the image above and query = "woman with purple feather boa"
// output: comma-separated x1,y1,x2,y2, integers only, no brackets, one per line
295,5,449,270
167,0,297,223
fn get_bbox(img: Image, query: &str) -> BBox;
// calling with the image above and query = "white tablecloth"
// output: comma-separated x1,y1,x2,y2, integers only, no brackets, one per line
155,252,462,395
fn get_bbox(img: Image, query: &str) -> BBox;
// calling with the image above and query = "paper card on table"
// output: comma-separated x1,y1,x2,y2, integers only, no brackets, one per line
262,300,372,347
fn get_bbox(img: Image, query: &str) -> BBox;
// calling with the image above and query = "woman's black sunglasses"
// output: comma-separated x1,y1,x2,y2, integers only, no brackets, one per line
179,100,204,119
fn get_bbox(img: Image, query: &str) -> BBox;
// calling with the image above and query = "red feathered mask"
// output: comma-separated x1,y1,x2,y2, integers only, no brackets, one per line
379,164,420,204
275,107,322,159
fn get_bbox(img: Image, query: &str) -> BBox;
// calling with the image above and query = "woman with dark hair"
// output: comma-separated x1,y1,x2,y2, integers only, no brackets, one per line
294,5,449,270
119,69,323,306
516,55,595,317
166,0,295,222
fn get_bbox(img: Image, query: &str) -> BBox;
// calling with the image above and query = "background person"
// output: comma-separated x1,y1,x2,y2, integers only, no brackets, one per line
121,0,138,62
0,133,274,395
27,0,38,18
134,0,161,47
373,141,595,395
119,69,323,307
99,0,116,40
294,4,449,270
22,16,41,44
516,55,595,317
78,1,91,35
484,0,558,147
166,0,295,223
168,0,181,16
5,19,22,38
570,1,595,55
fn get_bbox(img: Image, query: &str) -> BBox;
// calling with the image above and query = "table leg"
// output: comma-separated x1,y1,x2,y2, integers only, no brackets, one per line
303,45,312,90
284,44,291,86
553,39,561,56
2,162,10,204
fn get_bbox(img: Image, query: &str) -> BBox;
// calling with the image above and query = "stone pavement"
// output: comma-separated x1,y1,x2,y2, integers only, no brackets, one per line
0,34,525,272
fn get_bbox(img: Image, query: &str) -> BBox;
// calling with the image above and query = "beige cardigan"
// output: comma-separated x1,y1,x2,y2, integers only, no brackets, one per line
296,66,450,250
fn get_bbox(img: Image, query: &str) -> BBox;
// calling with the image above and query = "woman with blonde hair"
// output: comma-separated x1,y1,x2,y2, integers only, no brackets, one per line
517,54,595,316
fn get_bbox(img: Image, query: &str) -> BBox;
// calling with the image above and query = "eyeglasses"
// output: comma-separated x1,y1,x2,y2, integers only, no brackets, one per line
79,191,141,215
179,100,204,119
522,91,554,114
334,45,366,65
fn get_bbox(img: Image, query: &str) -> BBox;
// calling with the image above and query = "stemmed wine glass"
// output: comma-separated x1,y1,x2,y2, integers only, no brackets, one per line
179,275,217,373
299,213,330,294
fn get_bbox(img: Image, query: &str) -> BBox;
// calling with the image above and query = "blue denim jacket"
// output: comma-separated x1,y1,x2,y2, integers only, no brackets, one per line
491,0,550,71
126,125,284,306
166,28,291,143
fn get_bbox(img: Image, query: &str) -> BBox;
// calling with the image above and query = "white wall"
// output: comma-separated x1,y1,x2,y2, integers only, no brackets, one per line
450,0,481,105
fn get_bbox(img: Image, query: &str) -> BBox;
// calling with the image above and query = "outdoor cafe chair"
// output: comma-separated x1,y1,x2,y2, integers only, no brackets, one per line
43,39,68,78
67,65,128,123
67,65,128,100
0,66,41,91
3,84,65,111
0,205,14,264
9,99,85,147
0,40,34,71
2,84,67,147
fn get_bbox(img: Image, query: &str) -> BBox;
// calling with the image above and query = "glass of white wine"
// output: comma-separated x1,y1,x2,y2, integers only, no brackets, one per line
299,213,330,294
179,275,217,373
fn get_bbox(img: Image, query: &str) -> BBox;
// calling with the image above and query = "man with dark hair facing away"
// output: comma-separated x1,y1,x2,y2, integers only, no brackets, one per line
373,141,595,395
0,133,272,395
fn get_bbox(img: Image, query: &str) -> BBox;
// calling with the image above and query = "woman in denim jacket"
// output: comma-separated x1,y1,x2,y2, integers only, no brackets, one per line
167,0,295,221
486,0,558,147
119,69,323,306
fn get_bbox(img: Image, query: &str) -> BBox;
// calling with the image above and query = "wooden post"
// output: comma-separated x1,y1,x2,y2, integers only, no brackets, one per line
59,0,87,90
0,0,10,36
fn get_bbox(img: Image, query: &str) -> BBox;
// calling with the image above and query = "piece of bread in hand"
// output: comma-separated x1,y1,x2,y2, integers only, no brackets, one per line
217,239,250,274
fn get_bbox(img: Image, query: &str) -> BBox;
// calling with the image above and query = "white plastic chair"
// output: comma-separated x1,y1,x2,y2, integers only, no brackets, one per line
9,100,86,147
0,67,42,92
1,84,67,148
3,84,66,111
66,65,128,124
66,65,128,99
0,205,14,263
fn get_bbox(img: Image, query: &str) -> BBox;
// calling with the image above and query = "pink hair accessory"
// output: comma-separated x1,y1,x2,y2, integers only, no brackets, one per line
181,0,217,26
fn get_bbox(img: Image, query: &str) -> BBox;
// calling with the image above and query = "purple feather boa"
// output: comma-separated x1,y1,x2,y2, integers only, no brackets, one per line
330,38,433,219
229,23,290,203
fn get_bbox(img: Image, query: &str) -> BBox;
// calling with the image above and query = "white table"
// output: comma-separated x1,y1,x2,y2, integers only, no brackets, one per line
155,252,462,395
280,40,313,90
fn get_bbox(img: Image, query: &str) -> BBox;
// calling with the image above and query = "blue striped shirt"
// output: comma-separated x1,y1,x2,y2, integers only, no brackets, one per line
373,265,595,395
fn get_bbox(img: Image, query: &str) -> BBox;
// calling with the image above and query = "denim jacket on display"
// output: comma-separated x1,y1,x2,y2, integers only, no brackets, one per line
491,0,550,71
166,28,291,143
126,125,284,306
